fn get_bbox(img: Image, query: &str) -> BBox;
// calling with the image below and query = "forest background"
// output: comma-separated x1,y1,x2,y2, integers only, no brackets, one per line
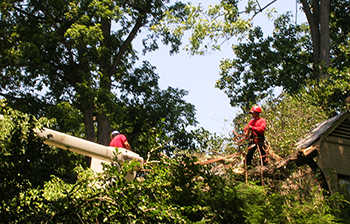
1,0,350,223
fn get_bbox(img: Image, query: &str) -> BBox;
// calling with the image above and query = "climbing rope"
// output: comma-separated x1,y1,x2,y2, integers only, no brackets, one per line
232,130,249,146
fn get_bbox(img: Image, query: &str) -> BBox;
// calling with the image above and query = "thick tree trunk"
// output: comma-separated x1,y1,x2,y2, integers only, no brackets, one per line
83,107,96,142
97,113,113,146
300,0,330,80
83,107,95,167
247,145,320,178
95,14,145,144
93,6,147,145
96,17,114,145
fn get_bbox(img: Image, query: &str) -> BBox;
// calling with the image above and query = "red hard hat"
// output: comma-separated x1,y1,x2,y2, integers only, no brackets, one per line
249,105,262,113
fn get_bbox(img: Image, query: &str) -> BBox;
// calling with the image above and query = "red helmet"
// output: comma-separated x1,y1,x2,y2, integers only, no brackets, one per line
249,105,262,113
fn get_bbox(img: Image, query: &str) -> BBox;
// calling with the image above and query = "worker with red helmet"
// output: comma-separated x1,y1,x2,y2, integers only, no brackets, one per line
109,130,131,151
244,105,268,167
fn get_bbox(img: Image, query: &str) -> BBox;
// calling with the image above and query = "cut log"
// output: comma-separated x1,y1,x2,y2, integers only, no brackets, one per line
247,145,320,178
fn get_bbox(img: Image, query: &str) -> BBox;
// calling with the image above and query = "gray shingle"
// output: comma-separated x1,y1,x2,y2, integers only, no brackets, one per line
296,112,346,149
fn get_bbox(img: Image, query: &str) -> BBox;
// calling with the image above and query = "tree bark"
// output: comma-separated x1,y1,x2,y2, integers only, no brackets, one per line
94,10,146,144
300,0,330,80
82,107,95,167
108,15,145,76
82,107,96,142
97,113,113,146
97,17,114,145
320,0,330,79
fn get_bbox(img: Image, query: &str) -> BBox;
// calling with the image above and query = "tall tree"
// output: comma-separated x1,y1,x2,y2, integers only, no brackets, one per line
216,15,313,110
0,0,197,156
159,0,349,110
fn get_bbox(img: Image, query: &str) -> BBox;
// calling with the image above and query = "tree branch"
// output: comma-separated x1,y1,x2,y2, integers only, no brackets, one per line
251,0,278,20
109,15,145,76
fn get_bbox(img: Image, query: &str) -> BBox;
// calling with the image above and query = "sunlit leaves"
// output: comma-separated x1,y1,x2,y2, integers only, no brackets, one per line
35,154,340,223
215,14,313,110
65,23,103,47
152,2,252,55
264,93,328,156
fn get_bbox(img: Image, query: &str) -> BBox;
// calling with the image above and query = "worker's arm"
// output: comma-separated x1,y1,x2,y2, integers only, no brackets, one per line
124,141,131,151
244,120,253,132
251,119,266,134
243,127,251,138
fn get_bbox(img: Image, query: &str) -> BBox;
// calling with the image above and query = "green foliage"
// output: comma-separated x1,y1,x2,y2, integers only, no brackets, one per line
264,93,328,157
0,0,197,152
40,157,246,223
0,105,85,222
216,14,312,110
302,67,350,114
330,0,350,69
22,156,341,223
0,107,344,223
46,101,85,136
114,85,198,159
330,186,350,222
1,1,350,223
152,1,251,55
43,167,99,223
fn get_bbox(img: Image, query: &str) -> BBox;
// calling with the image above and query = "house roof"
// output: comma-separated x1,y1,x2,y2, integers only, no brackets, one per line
296,111,350,149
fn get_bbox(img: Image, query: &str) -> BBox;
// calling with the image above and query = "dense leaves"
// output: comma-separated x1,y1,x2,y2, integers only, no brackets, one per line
162,0,350,112
1,0,350,223
217,14,313,110
1,105,349,223
0,106,85,222
0,0,198,153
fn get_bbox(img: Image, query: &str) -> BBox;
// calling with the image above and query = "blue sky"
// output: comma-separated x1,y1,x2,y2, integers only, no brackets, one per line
137,0,307,135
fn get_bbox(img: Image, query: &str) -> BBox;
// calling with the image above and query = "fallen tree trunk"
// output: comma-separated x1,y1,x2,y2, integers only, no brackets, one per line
247,145,320,178
192,145,321,182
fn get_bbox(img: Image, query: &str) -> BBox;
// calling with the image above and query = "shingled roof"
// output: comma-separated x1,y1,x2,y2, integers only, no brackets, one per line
296,111,350,149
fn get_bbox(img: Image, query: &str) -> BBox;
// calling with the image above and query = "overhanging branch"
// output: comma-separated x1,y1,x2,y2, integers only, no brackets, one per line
109,15,145,76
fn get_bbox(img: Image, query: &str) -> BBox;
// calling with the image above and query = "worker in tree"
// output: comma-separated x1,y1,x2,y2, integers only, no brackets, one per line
109,130,131,151
244,105,268,167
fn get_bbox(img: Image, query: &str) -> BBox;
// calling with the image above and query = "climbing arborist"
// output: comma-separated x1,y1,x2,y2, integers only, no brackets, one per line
243,105,268,167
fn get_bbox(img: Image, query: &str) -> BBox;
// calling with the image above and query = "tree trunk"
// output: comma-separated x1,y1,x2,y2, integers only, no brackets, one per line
96,17,114,146
300,0,330,80
95,14,145,144
93,7,146,145
97,113,113,145
320,0,330,79
83,107,96,142
82,107,96,167
247,145,320,178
